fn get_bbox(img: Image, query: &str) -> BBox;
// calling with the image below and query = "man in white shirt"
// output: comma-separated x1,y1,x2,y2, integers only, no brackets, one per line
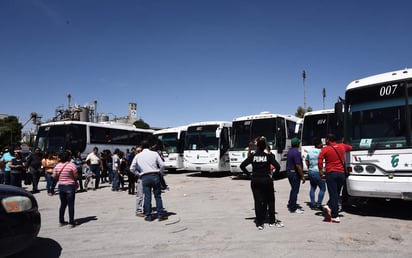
129,140,167,221
86,147,101,190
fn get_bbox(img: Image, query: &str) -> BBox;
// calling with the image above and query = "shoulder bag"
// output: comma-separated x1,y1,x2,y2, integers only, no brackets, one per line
52,162,69,180
331,145,349,177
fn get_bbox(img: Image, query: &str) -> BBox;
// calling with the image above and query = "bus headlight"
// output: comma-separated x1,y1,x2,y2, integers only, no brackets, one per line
365,166,376,173
353,165,364,173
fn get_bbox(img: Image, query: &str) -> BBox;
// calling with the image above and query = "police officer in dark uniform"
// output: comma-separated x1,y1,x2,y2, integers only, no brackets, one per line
240,137,282,230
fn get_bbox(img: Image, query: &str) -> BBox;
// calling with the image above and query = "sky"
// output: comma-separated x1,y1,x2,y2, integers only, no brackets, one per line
1,0,412,130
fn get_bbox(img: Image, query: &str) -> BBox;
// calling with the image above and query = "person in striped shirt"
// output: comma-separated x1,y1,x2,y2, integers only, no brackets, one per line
53,151,78,228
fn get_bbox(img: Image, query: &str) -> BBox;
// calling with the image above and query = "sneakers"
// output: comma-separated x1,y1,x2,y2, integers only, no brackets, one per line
323,217,340,223
290,208,304,214
257,225,264,230
331,217,340,223
269,220,285,228
144,216,153,222
323,205,332,218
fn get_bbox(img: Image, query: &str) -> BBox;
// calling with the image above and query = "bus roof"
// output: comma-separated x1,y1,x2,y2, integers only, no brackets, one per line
303,109,334,117
346,68,412,90
233,112,300,122
187,121,232,127
39,120,155,133
153,125,188,135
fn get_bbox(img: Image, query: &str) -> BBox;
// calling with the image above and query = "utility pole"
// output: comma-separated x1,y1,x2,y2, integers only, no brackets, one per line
302,70,307,110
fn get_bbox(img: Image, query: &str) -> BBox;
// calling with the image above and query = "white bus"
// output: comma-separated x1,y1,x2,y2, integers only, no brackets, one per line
342,68,412,200
301,109,343,171
34,120,154,157
229,112,301,176
154,126,188,171
184,121,232,173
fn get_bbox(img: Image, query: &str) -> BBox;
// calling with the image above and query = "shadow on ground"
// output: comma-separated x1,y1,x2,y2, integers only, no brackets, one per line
343,197,412,220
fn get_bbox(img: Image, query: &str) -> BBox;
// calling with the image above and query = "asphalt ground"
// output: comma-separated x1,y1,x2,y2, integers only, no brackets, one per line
8,171,412,258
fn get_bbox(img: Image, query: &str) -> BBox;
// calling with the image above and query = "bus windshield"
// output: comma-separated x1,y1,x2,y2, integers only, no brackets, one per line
35,124,87,153
232,118,276,151
346,81,412,150
185,125,219,151
301,112,342,146
156,133,179,153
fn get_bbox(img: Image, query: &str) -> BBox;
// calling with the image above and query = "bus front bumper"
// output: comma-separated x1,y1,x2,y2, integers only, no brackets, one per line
347,175,412,200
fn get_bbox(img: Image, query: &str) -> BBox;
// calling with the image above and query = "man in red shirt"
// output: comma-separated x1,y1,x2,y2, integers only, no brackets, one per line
318,134,352,223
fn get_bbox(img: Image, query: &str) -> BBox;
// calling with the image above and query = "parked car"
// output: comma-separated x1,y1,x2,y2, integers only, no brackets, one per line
0,184,41,257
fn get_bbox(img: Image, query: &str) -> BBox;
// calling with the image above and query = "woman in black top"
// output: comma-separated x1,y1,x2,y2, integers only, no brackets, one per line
240,137,281,230
10,151,25,188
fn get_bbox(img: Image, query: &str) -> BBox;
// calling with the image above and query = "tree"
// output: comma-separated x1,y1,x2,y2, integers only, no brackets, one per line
0,116,23,149
295,106,313,118
133,118,150,129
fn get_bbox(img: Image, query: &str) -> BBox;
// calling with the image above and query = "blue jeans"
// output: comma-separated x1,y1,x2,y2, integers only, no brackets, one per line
106,163,113,183
112,172,120,190
287,170,301,211
141,174,165,217
89,164,100,189
58,184,76,224
45,172,57,194
325,172,346,218
308,170,326,207
0,173,4,184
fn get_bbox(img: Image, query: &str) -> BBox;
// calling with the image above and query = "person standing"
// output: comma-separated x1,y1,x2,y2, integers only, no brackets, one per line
240,137,282,230
127,147,137,195
130,146,144,217
26,147,43,193
104,150,113,184
9,151,25,188
118,152,127,190
318,133,352,223
42,152,58,196
72,150,84,192
0,147,14,185
129,140,167,221
111,149,121,191
86,147,102,190
286,138,306,213
53,151,78,228
305,137,326,210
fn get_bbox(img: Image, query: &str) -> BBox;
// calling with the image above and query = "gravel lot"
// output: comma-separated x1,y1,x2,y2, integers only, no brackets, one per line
9,171,412,258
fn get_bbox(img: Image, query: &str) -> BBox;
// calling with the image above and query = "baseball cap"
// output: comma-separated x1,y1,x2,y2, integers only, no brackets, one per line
291,138,301,146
